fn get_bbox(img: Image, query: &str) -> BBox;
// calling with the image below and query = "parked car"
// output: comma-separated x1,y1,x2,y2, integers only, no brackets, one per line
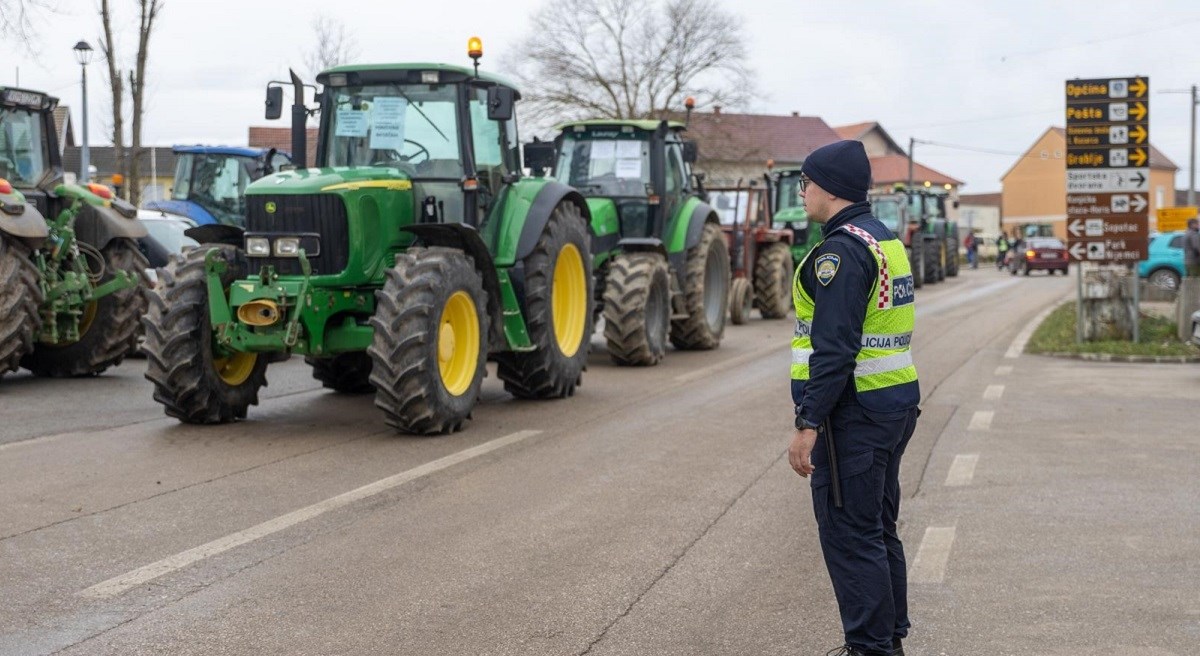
1010,237,1069,275
1137,231,1185,291
136,210,198,283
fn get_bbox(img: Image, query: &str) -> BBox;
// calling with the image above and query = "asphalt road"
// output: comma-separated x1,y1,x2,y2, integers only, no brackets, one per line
5,266,1190,655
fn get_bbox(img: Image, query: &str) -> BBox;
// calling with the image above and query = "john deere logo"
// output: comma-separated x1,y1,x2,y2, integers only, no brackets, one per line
265,202,277,214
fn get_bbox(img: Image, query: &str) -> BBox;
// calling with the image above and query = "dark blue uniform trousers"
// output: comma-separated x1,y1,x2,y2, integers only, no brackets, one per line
810,402,920,655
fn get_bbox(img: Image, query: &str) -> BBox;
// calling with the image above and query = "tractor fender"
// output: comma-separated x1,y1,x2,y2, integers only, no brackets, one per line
401,223,506,351
185,224,245,247
0,202,50,247
513,180,592,263
72,201,148,249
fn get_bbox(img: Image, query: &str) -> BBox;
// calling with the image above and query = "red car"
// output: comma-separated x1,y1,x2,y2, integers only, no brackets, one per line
1010,237,1069,276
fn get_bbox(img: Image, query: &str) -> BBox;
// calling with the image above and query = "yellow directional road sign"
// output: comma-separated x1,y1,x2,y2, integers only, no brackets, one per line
1157,206,1198,232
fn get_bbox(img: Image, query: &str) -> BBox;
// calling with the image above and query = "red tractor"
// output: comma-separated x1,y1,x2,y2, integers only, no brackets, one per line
710,178,796,325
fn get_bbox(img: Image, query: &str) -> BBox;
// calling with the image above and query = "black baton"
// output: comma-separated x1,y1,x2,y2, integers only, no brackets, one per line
822,419,843,509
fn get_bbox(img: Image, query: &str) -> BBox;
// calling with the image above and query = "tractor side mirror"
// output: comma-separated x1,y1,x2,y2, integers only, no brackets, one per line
487,86,514,121
265,86,283,120
682,140,699,164
523,140,556,175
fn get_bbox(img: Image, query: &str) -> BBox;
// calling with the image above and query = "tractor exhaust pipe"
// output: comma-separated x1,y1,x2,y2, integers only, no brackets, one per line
237,299,282,327
289,69,307,169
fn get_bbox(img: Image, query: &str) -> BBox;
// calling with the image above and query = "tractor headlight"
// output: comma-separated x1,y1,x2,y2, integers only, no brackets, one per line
274,237,301,257
246,237,270,256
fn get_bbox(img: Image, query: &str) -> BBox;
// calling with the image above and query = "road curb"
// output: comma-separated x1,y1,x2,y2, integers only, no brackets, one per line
1034,351,1200,364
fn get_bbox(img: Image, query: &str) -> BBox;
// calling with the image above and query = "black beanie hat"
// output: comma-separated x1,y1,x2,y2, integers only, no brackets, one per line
801,140,871,203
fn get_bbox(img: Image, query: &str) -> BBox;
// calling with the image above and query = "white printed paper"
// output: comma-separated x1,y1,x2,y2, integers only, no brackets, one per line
616,140,642,159
370,97,408,150
615,158,642,179
589,140,615,159
335,109,368,137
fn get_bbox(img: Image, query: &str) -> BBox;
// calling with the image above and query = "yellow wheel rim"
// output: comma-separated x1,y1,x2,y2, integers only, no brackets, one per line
551,243,587,357
213,352,258,386
438,290,480,396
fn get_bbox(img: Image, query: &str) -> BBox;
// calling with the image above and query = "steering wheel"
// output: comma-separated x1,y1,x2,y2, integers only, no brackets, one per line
372,139,431,167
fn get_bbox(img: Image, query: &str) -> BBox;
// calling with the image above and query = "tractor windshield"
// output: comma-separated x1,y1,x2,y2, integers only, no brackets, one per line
553,133,650,197
323,83,462,178
171,153,255,226
873,198,903,233
0,106,50,187
776,173,805,211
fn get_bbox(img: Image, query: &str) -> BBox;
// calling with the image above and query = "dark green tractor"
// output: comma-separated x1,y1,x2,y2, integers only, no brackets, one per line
527,118,730,366
0,86,149,381
143,54,594,435
769,166,821,268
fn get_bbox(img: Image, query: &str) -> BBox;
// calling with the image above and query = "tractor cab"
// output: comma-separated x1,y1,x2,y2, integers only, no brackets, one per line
145,146,290,226
0,87,63,216
549,120,696,242
769,167,818,266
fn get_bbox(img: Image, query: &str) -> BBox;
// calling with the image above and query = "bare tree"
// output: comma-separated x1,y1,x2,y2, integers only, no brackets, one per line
507,0,753,131
304,14,359,79
98,0,160,205
0,0,53,52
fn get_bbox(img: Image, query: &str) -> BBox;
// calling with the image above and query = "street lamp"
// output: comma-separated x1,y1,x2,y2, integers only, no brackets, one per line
73,40,94,183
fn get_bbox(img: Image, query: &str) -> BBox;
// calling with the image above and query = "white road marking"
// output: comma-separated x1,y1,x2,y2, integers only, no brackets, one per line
945,454,980,487
968,410,994,431
994,365,1013,376
983,384,1005,401
1005,299,1066,358
910,526,957,583
78,429,543,599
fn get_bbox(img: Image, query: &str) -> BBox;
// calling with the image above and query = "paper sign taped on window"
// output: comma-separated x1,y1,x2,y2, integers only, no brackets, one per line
615,158,642,179
370,97,408,150
589,140,616,159
616,140,642,159
335,109,368,137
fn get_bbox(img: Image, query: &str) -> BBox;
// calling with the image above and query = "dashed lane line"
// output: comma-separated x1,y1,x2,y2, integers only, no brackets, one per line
78,429,543,599
909,526,957,584
945,454,980,487
968,410,993,431
983,384,1005,401
994,365,1013,376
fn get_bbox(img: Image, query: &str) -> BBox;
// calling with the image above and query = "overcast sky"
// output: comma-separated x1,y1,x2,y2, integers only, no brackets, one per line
4,0,1200,194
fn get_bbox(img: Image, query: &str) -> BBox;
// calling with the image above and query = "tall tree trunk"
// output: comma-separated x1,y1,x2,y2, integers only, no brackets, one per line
99,0,125,199
127,0,161,207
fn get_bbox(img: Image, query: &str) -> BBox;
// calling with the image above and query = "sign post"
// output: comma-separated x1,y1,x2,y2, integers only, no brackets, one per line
1065,76,1150,342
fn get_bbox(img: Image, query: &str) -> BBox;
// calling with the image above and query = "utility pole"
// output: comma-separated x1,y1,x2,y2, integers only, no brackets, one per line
907,137,915,191
1190,84,1196,207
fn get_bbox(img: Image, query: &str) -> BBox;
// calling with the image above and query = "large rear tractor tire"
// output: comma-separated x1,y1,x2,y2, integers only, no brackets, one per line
670,222,730,350
497,201,593,399
945,238,960,277
142,245,268,423
307,352,375,394
23,238,149,377
754,242,794,319
0,234,42,378
729,277,752,325
368,248,487,435
603,252,670,366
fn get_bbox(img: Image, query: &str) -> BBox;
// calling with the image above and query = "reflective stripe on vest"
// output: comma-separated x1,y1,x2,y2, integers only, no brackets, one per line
791,223,918,398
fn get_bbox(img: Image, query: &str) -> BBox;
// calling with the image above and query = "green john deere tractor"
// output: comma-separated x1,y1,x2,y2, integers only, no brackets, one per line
143,55,594,435
525,116,730,366
769,166,821,268
0,86,149,381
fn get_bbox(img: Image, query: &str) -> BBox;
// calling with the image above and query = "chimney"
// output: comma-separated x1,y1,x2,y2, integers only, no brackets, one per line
792,111,800,117
713,106,722,115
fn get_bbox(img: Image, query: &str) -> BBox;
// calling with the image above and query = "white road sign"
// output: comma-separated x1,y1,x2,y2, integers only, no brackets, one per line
1066,168,1150,193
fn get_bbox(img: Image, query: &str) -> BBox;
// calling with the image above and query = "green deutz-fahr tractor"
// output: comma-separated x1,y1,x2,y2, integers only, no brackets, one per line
525,111,730,366
143,48,595,434
0,86,149,381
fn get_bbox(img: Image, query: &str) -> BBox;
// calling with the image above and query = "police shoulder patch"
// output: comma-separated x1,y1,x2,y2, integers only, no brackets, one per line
814,253,840,286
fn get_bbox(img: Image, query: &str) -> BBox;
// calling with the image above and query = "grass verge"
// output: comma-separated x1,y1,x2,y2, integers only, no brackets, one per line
1026,302,1200,357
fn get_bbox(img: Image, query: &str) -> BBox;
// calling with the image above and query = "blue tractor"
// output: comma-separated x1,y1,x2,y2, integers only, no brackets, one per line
144,146,291,226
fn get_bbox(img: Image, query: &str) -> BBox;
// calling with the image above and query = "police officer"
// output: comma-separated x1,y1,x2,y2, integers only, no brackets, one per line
787,140,921,656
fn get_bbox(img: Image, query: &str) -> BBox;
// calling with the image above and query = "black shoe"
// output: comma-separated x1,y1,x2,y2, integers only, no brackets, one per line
892,637,905,656
824,646,868,656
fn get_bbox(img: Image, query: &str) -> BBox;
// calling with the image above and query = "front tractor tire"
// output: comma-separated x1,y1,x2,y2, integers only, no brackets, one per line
142,245,268,423
368,248,487,435
497,201,593,399
22,238,149,377
728,276,752,325
754,242,794,319
670,222,731,350
0,234,42,378
307,352,375,394
603,252,671,366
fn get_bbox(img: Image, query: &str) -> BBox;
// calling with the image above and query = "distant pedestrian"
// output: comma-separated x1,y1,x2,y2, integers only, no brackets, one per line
964,233,978,269
996,234,1009,270
1186,218,1200,278
789,140,920,656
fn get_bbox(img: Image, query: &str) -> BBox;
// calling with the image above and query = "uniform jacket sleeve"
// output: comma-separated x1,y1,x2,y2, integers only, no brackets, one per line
796,237,876,426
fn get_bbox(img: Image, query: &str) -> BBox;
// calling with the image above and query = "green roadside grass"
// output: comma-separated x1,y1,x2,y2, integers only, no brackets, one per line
1026,302,1200,357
